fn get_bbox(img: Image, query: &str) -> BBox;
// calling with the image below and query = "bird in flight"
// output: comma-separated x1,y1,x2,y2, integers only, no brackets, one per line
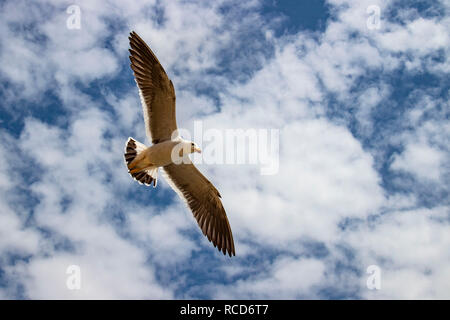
124,31,235,257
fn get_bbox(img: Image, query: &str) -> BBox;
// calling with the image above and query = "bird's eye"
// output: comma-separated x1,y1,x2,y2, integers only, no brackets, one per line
191,143,194,146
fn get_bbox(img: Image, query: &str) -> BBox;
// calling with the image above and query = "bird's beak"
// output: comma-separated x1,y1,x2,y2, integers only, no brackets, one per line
194,147,202,153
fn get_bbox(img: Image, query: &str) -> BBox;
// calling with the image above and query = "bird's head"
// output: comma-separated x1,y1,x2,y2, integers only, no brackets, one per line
190,141,202,154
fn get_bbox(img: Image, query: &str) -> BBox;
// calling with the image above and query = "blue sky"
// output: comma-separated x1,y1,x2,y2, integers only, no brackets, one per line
0,0,449,299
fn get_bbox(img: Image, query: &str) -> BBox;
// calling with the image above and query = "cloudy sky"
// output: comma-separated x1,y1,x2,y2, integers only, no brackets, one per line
0,0,448,299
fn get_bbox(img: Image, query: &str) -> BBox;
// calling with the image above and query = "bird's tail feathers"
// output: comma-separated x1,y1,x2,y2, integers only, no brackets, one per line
124,137,158,187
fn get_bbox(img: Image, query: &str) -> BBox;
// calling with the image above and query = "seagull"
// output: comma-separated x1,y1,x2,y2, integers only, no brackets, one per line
124,31,235,257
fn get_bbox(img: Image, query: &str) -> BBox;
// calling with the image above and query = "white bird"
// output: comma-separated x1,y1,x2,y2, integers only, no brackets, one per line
124,31,235,256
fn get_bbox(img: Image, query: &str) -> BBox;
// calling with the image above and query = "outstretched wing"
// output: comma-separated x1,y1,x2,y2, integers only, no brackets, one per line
162,161,235,257
129,31,177,144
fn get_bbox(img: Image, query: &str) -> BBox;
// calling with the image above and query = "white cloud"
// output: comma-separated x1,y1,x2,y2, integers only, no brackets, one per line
392,142,445,181
214,257,326,299
213,118,384,248
390,92,449,185
127,206,198,266
347,206,450,299
11,249,172,299
377,17,449,56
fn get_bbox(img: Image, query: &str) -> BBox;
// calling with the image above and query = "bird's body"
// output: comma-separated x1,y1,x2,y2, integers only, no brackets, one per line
124,31,235,256
128,139,181,173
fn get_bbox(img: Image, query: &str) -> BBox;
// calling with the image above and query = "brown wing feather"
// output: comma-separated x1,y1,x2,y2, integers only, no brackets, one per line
128,31,177,144
163,162,235,257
